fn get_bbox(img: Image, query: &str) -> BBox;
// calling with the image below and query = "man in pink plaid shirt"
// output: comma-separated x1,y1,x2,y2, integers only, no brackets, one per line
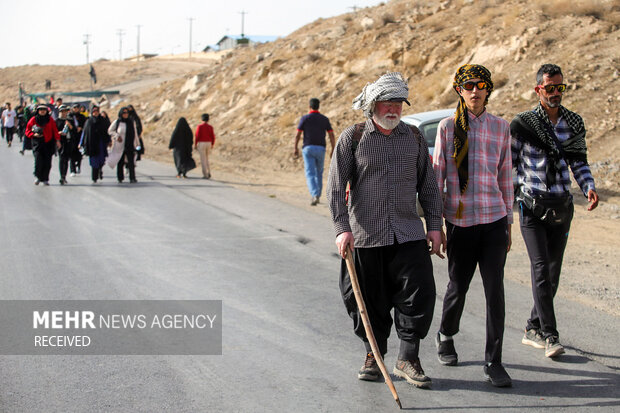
432,64,514,387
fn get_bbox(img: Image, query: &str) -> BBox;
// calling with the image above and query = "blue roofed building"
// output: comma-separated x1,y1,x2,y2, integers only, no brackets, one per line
213,35,278,51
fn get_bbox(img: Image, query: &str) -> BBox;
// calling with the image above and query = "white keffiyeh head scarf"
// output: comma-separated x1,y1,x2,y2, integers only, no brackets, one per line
352,72,411,118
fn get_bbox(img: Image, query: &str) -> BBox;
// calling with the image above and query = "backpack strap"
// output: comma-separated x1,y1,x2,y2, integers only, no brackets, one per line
346,122,366,206
351,122,365,154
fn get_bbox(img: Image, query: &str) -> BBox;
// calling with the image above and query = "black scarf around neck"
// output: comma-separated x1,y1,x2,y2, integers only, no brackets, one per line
511,104,588,186
35,113,50,126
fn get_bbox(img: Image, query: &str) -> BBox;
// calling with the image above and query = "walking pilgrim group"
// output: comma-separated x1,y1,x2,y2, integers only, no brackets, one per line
323,63,598,389
11,102,145,185
6,99,216,185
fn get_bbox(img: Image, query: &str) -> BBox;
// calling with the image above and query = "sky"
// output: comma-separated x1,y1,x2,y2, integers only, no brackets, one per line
0,0,384,68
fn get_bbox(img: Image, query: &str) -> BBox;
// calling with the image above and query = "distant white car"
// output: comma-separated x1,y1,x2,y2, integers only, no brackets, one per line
401,108,455,216
401,108,456,159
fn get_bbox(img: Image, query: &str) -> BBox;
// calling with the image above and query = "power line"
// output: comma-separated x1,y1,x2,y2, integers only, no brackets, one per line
83,34,91,64
116,29,126,61
136,25,142,61
239,10,248,38
188,18,195,58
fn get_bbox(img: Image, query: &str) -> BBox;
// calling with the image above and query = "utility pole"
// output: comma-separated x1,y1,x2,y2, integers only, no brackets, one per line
136,25,142,61
117,29,125,61
83,34,91,64
239,10,247,38
188,18,194,58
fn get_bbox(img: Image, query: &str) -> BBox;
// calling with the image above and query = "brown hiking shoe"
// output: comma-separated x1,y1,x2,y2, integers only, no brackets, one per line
358,353,380,381
393,358,432,389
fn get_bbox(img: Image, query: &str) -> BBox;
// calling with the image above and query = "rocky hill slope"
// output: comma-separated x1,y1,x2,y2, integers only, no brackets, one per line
1,0,619,200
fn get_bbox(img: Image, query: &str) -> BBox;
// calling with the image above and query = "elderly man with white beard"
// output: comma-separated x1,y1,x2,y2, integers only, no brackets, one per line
327,72,443,389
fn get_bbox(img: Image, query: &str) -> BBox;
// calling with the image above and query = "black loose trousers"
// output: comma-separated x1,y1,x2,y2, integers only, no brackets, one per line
32,137,56,182
339,239,436,359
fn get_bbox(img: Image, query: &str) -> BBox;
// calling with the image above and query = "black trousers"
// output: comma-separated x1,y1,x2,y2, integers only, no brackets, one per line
4,127,14,142
117,150,136,181
70,142,82,173
91,166,102,182
32,138,56,182
519,202,573,339
339,239,436,359
439,216,508,364
58,140,70,179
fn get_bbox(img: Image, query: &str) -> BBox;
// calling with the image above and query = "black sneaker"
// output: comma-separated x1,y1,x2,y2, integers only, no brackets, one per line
358,353,380,381
484,363,512,387
545,336,565,358
436,332,458,366
522,328,545,349
310,196,319,206
393,358,432,389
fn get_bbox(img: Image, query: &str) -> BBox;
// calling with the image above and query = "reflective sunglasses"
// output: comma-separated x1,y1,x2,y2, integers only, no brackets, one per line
121,111,129,114
540,84,567,93
460,80,488,91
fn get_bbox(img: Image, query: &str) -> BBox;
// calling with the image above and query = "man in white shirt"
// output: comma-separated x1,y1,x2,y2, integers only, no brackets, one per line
2,102,17,147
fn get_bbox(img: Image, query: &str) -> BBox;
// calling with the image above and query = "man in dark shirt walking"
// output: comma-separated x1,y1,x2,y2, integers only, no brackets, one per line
293,98,335,205
327,72,443,389
511,63,598,359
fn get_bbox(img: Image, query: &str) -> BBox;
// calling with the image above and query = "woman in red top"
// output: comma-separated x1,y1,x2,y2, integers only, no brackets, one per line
194,113,215,179
25,105,61,185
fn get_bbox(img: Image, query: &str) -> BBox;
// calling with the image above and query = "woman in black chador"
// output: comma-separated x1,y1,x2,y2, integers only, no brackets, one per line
80,105,110,183
168,117,196,178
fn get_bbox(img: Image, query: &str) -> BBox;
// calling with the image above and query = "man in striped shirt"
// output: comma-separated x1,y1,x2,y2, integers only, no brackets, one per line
511,64,599,359
327,72,443,389
433,64,514,387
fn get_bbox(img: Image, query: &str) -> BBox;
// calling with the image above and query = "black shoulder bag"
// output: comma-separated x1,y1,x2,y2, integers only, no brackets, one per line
520,112,573,225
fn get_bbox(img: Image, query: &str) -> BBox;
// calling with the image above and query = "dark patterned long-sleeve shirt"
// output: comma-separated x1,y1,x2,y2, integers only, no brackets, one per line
327,119,442,248
511,116,596,198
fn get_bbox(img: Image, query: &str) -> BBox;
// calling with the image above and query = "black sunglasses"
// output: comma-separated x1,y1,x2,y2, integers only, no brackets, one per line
460,81,488,91
540,84,567,93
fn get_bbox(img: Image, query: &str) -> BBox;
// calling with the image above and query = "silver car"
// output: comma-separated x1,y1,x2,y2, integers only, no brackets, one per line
401,108,456,159
401,108,455,216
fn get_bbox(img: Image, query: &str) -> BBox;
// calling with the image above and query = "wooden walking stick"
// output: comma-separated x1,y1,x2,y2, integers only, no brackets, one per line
344,246,402,409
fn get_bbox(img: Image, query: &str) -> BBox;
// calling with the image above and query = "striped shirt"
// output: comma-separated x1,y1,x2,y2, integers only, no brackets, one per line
511,116,595,198
327,119,443,248
433,111,514,227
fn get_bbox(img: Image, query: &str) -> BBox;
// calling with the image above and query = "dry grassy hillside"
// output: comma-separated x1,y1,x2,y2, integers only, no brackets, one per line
1,0,619,202
148,0,619,201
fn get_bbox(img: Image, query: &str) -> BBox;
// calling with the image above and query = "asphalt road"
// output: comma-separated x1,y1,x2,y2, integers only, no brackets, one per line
0,143,618,412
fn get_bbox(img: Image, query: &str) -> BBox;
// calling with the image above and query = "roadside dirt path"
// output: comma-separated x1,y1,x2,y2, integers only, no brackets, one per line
155,153,619,319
